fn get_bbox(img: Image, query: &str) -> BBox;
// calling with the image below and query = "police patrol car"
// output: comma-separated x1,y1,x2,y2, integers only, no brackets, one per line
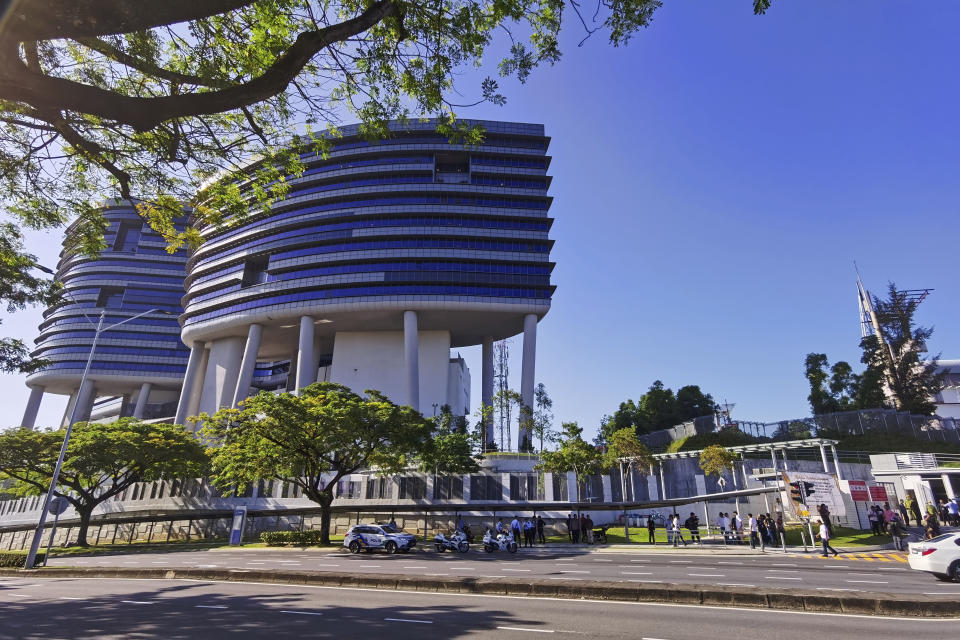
343,524,417,554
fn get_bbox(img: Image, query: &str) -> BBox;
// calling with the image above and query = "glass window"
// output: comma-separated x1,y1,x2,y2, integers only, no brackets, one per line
398,476,426,500
96,286,125,308
470,475,503,501
433,475,464,500
241,256,270,287
365,476,393,500
113,223,142,252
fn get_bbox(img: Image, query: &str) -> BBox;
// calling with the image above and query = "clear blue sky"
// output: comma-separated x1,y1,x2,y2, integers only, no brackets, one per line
2,1,958,442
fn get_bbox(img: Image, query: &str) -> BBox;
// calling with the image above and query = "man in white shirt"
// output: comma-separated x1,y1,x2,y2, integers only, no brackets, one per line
817,519,839,557
747,514,759,549
732,512,742,543
716,513,727,542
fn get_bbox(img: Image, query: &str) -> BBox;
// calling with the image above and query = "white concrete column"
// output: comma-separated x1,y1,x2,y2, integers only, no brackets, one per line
232,323,263,407
403,310,419,411
769,447,778,473
175,341,206,425
132,382,152,419
942,474,956,500
831,445,844,479
659,463,668,500
198,336,245,415
295,316,316,390
519,313,538,450
819,444,830,473
60,391,78,427
73,379,96,424
481,336,494,448
21,387,44,429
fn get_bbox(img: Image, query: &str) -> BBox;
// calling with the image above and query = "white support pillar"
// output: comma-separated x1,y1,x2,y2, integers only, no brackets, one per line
175,341,206,425
132,382,152,419
21,387,44,429
295,316,316,390
232,323,263,407
819,444,830,473
659,463,667,501
481,336,494,448
60,391,78,427
769,447,778,473
198,336,245,415
403,310,419,411
942,474,956,500
830,445,844,480
519,313,538,450
73,378,96,423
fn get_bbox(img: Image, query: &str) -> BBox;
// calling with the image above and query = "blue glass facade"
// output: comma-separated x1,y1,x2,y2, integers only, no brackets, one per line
182,119,555,332
24,203,191,422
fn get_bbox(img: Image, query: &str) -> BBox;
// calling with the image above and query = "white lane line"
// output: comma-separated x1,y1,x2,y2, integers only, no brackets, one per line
553,563,578,566
196,605,228,609
312,564,340,567
502,568,531,572
688,573,724,577
770,563,797,567
719,583,755,587
361,565,382,568
628,580,663,583
384,617,432,624
402,566,428,569
592,559,613,562
845,572,878,576
643,637,672,640
281,610,324,616
629,559,650,563
846,580,888,584
621,572,652,575
548,577,583,581
246,562,266,565
121,600,153,605
766,569,799,573
716,562,741,565
9,594,30,598
425,573,449,576
480,575,505,579
669,560,693,564
448,566,475,570
59,597,84,600
821,565,850,569
559,570,589,573
816,588,859,592
497,626,555,633
764,576,802,580
196,565,219,568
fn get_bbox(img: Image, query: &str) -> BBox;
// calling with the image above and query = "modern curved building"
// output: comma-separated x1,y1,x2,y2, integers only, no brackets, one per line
21,202,191,427
175,120,555,448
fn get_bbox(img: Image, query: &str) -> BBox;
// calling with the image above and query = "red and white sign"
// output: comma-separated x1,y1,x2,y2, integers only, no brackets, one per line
848,480,869,501
868,485,888,502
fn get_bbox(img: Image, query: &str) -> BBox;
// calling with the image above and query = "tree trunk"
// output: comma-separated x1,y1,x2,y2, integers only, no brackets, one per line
318,494,334,545
75,504,94,547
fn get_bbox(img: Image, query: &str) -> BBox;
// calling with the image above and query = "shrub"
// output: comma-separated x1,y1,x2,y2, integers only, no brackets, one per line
0,552,46,568
259,530,324,546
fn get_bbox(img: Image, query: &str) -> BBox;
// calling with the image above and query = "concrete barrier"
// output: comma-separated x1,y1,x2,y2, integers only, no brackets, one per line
1,566,955,618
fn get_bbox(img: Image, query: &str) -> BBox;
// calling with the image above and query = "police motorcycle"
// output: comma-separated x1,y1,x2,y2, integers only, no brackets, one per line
483,528,519,553
434,529,470,553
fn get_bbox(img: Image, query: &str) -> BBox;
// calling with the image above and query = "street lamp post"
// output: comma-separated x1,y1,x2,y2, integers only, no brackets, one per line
24,307,167,569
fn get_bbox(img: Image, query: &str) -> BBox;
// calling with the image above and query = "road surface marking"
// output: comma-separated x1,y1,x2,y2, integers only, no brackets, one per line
821,565,850,568
621,572,652,575
196,565,219,568
717,562,740,565
246,562,266,565
481,575,505,578
592,559,613,562
121,600,153,605
384,617,432,624
846,580,888,584
196,605,228,609
643,637,672,640
497,626,555,633
312,564,340,567
628,580,663,583
669,560,693,563
559,570,589,573
816,588,859,592
9,594,29,598
764,576,802,580
425,573,449,576
766,569,799,573
361,565,382,568
502,568,531,572
402,566,428,569
629,559,650,563
688,573,724,577
281,610,323,616
719,583,755,587
771,563,796,566
549,577,583,580
448,566,475,570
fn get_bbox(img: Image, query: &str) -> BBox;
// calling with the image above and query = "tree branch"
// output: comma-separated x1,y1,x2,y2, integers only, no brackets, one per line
75,37,229,88
0,0,402,132
2,0,259,41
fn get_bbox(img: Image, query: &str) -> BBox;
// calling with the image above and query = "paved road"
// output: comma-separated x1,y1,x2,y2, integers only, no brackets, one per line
0,576,954,639
44,546,960,596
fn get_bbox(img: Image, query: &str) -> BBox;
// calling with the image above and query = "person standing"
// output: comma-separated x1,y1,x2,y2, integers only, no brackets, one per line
888,514,907,551
583,514,593,544
496,518,504,534
816,519,839,557
948,497,960,527
867,505,879,536
647,516,656,545
569,513,579,544
908,495,923,526
732,512,742,544
747,514,759,550
817,504,833,536
898,499,910,526
510,515,522,545
685,512,701,544
775,514,786,548
671,514,686,547
536,515,546,544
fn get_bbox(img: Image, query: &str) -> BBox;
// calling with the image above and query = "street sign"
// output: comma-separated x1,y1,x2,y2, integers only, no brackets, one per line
47,496,69,516
229,506,247,545
781,471,846,517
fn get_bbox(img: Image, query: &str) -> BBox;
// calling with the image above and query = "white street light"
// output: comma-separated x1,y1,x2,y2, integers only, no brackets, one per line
24,306,171,569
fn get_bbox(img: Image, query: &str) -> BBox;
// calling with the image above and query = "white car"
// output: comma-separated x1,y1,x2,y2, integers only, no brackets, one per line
907,532,960,581
343,524,417,554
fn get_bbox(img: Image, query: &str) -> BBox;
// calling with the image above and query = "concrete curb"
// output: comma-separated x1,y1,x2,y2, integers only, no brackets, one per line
2,566,954,617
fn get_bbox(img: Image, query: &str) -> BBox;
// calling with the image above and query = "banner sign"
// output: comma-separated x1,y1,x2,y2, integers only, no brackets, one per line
229,506,247,545
781,471,846,517
868,485,889,502
847,480,869,502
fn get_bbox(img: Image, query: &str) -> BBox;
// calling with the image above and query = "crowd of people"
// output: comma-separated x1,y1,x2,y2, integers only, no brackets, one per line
490,515,547,547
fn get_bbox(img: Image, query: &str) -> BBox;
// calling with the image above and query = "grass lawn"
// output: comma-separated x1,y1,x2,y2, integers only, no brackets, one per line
543,525,890,548
42,533,348,557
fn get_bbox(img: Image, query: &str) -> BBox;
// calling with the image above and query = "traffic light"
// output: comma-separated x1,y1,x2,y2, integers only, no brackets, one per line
789,481,803,502
802,481,816,498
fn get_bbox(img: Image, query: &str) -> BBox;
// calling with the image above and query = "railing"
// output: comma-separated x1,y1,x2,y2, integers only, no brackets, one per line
894,453,960,470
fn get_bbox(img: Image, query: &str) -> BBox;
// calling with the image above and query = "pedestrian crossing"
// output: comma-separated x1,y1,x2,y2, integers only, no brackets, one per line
801,551,908,562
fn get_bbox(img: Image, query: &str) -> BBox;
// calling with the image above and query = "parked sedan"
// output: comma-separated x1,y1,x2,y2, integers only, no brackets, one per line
907,532,960,581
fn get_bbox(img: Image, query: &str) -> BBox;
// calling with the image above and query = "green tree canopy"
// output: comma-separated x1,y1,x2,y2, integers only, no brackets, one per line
0,0,774,368
698,444,737,480
0,418,208,545
532,382,555,453
536,421,608,503
598,380,717,443
201,382,475,543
